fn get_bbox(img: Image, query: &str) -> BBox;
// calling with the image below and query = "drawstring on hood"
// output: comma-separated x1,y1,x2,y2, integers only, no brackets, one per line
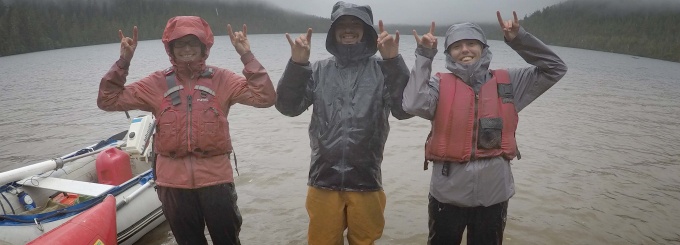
326,1,378,66
162,16,214,77
443,23,493,91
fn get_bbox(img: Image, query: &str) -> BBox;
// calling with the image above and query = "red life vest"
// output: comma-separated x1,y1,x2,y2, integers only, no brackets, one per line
425,69,518,165
154,68,232,158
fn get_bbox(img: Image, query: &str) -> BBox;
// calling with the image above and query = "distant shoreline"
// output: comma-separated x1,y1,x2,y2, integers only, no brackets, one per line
1,0,678,62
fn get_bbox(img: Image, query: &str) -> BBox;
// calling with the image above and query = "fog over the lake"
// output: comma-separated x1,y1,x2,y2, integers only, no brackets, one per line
245,0,680,25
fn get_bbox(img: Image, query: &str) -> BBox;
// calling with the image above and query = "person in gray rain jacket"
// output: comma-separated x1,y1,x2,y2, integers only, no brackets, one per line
275,1,413,244
403,12,567,244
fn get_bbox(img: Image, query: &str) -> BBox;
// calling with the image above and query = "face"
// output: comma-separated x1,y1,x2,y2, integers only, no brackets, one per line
172,35,203,63
334,16,364,45
447,39,484,65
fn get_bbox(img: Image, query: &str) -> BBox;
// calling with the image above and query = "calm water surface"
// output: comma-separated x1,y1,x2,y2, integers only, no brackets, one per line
1,34,679,245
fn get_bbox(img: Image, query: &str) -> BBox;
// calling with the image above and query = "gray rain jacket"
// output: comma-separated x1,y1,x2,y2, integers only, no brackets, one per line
402,23,567,207
276,1,412,191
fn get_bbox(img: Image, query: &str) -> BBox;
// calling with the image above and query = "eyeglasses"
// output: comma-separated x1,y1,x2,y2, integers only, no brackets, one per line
173,39,202,48
334,16,364,30
335,20,363,30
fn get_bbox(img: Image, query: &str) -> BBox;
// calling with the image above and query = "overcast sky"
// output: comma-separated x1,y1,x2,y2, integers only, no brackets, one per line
260,0,567,25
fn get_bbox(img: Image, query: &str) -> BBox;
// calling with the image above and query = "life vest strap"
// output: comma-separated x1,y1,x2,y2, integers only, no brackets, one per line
163,67,215,106
200,68,214,78
165,74,182,106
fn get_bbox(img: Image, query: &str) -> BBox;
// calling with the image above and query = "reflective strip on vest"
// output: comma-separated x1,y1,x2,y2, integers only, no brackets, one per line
194,85,215,96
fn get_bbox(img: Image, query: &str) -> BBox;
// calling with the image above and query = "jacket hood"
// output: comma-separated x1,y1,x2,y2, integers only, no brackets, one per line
444,22,488,51
326,1,378,62
443,22,492,91
162,16,214,73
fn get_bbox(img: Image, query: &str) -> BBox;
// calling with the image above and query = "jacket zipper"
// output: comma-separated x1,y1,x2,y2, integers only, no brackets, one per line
187,94,193,144
470,92,479,160
186,71,195,187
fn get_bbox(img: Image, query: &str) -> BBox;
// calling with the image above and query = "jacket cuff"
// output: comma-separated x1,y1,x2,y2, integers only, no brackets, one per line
506,26,528,45
116,57,130,70
416,46,438,59
240,51,255,64
378,54,403,66
285,58,312,75
290,59,310,66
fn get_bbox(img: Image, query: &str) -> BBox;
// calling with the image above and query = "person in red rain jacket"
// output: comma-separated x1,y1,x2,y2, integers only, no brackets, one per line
97,16,276,245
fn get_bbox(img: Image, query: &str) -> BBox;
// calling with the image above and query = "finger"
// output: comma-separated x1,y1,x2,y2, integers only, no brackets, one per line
513,11,519,24
227,24,234,39
377,32,389,45
118,30,124,40
496,11,504,28
242,24,248,37
132,26,138,43
296,36,307,47
395,30,400,44
429,21,436,35
378,31,388,39
412,30,421,43
378,20,385,33
306,28,313,43
285,33,294,46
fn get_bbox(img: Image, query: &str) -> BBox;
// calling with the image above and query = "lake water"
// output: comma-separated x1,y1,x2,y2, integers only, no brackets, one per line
1,33,679,245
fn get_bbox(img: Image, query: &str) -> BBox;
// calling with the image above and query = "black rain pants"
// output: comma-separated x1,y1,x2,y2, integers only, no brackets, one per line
157,183,242,245
428,194,508,245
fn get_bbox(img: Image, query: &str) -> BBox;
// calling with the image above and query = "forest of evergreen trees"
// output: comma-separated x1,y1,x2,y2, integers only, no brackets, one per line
1,0,679,63
520,0,680,62
0,0,331,56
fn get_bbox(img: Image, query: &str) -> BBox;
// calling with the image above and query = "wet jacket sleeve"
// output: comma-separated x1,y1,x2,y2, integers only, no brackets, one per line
275,59,314,117
97,57,162,112
507,27,568,112
378,55,415,120
402,46,440,120
227,52,276,108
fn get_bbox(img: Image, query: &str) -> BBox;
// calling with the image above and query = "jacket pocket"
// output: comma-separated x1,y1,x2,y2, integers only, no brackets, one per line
195,107,230,156
155,108,181,156
478,117,502,149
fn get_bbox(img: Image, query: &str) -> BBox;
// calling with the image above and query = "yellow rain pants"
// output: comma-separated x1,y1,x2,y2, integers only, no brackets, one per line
306,186,387,245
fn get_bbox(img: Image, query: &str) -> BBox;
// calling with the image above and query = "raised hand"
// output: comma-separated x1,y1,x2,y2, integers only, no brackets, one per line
497,11,520,42
285,28,313,64
412,21,437,49
376,20,400,59
228,24,250,56
119,26,138,62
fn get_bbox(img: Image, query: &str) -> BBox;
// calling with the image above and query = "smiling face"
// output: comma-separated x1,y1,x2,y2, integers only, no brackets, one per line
171,35,204,63
447,39,484,65
334,15,364,45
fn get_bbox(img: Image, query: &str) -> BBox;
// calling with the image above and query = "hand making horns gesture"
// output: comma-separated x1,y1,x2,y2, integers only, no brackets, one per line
227,24,250,56
497,11,520,42
119,26,138,62
285,28,313,64
377,20,400,59
412,21,437,49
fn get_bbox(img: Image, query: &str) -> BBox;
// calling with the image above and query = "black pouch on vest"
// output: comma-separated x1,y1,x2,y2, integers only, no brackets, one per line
498,83,514,104
478,117,502,149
